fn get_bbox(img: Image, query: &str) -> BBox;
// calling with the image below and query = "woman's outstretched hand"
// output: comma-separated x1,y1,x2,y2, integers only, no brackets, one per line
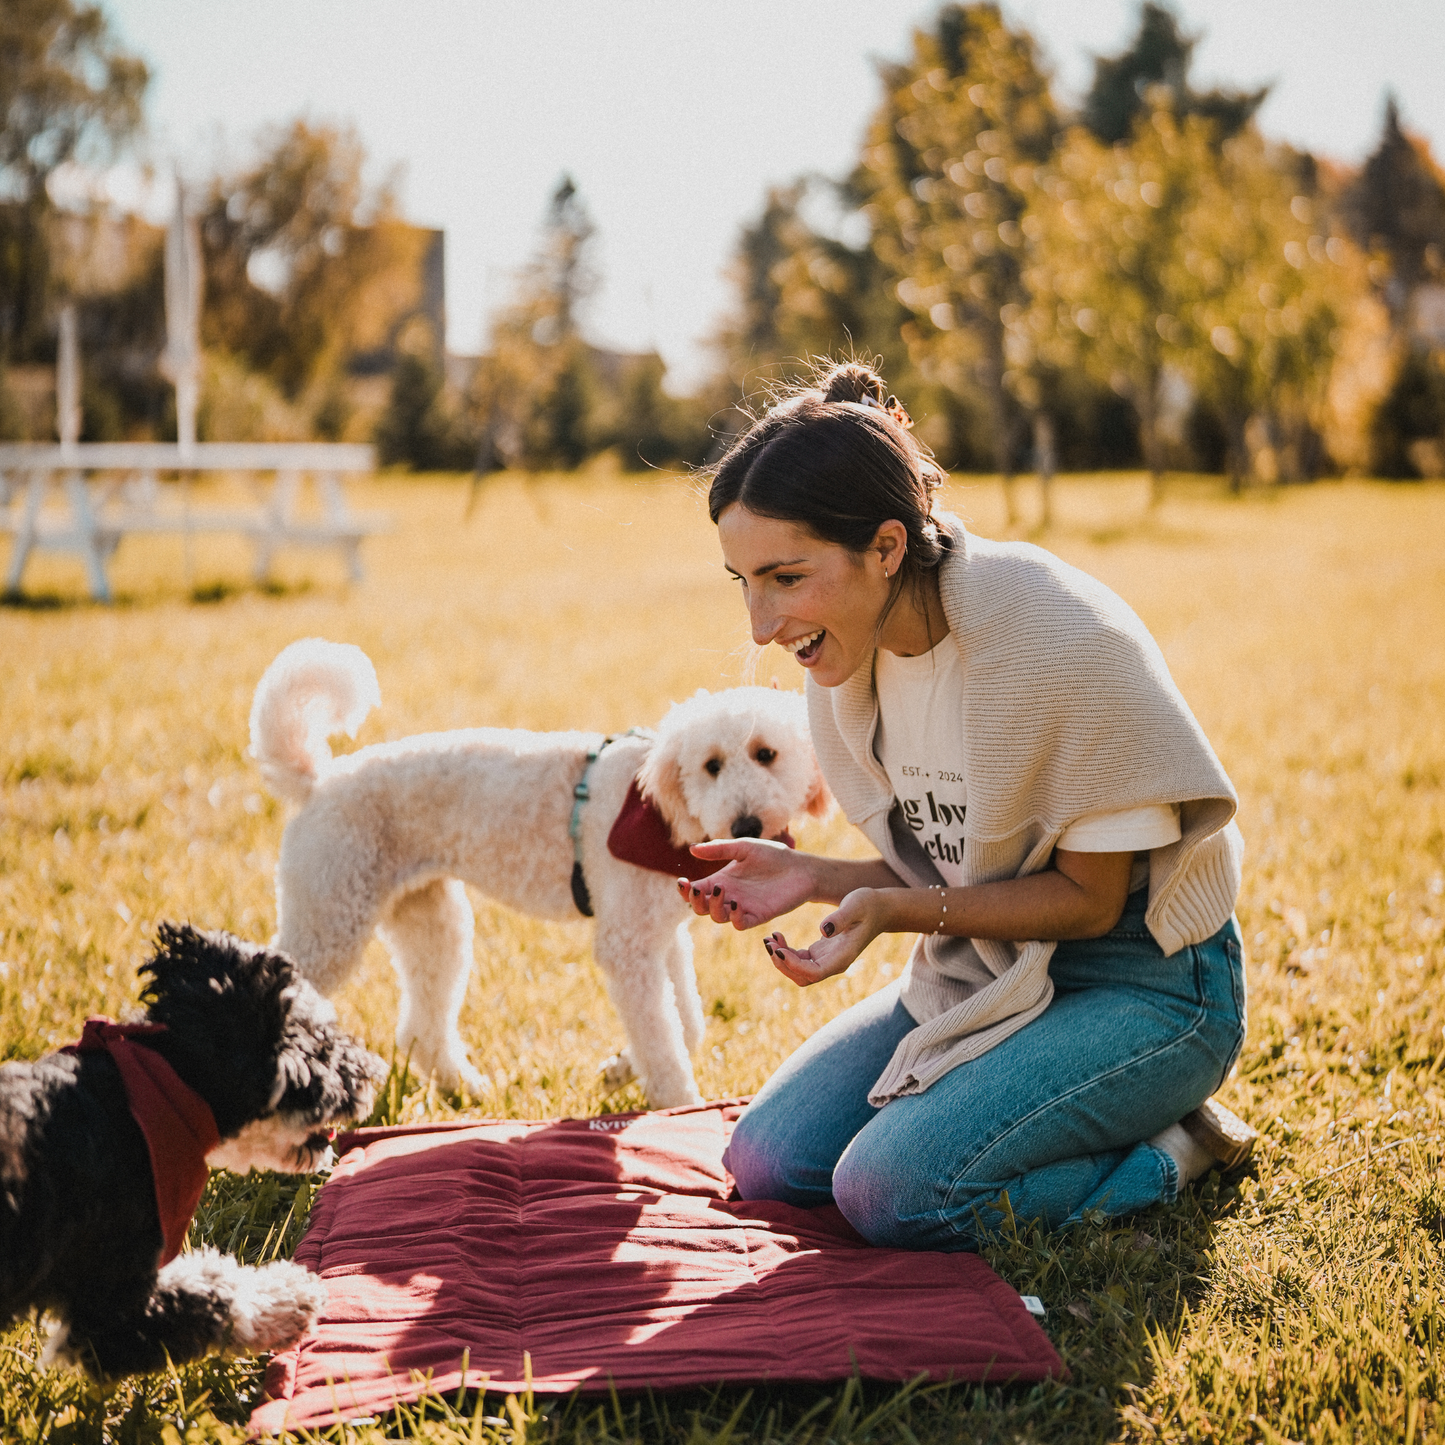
677,839,818,931
763,888,885,986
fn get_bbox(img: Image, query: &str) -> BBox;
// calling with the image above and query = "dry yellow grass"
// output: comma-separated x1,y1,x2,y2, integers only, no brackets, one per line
1,469,1442,1443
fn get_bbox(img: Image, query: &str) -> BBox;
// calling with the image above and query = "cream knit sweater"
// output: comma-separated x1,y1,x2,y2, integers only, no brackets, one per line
806,516,1243,1105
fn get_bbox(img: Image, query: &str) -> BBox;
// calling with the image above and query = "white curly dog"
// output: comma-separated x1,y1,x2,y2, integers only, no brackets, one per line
249,639,828,1108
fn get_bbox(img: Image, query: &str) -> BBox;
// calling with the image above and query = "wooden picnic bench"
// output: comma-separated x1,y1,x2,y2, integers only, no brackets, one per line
0,441,387,602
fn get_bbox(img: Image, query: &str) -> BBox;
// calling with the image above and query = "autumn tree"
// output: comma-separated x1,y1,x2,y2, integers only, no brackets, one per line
199,118,428,410
859,4,1058,512
0,0,147,362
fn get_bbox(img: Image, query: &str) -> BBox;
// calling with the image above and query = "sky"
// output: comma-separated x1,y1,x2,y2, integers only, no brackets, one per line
94,0,1445,394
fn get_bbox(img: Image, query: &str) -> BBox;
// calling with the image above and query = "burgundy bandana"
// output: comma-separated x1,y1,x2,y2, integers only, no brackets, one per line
65,1017,219,1265
606,777,795,881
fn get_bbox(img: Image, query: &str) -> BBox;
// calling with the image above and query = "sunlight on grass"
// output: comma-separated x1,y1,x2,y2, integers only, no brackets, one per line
1,470,1442,1442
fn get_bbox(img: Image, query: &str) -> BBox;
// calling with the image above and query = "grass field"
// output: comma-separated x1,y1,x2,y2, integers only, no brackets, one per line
1,469,1442,1444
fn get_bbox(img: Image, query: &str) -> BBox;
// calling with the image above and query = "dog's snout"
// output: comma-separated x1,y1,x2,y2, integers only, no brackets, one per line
730,815,764,839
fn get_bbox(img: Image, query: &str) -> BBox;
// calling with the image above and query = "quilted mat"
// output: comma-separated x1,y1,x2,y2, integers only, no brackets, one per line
251,1100,1063,1432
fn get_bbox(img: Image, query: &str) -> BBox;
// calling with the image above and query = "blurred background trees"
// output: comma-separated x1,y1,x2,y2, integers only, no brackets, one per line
4,0,1445,481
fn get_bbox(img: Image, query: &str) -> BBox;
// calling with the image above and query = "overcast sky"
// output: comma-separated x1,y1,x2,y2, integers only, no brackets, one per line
98,0,1445,393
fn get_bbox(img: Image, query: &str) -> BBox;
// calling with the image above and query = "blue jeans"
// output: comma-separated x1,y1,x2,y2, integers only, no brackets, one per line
724,890,1246,1251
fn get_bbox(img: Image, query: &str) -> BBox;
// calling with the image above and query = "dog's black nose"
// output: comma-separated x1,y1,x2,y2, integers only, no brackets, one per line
731,815,764,839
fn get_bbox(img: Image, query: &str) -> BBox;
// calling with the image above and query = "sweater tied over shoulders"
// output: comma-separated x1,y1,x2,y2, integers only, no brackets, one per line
806,515,1244,1105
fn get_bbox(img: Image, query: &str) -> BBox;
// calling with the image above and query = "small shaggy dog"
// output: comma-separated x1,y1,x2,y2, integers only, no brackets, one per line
249,639,828,1108
0,923,384,1379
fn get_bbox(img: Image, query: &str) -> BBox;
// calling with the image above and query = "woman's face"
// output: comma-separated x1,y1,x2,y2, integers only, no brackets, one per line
717,505,895,688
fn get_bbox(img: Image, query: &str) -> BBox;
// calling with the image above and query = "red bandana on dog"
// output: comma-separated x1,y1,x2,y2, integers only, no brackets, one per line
606,778,795,881
64,1018,219,1266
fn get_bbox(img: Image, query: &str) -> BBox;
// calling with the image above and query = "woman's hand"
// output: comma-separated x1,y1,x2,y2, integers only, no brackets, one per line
677,839,818,931
763,887,887,986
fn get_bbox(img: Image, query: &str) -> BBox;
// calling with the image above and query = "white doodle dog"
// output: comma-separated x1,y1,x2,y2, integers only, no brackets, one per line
249,639,828,1108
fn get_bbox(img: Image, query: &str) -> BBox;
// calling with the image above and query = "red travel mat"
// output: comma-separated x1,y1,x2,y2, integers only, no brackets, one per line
252,1101,1063,1433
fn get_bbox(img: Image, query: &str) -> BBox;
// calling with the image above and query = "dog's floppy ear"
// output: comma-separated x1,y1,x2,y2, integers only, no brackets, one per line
273,992,385,1121
636,731,701,845
804,758,833,819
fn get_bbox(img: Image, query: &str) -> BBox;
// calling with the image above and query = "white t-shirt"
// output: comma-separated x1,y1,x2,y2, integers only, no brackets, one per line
873,638,1181,894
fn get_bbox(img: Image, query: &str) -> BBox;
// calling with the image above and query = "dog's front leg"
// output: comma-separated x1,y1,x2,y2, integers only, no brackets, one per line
594,915,704,1110
665,921,707,1055
51,1250,326,1378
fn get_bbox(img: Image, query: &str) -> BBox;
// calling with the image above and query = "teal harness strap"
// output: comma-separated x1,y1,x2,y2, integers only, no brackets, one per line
568,727,651,918
568,737,610,917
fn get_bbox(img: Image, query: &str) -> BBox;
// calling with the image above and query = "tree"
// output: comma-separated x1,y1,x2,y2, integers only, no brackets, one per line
0,0,147,361
717,178,905,389
1026,105,1214,502
374,339,472,471
1338,100,1445,477
470,175,604,471
199,118,424,405
1080,2,1265,147
1341,97,1445,326
858,3,1059,513
1179,134,1363,488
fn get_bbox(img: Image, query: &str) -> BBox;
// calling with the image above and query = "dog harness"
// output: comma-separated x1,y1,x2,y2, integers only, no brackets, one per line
568,736,616,917
569,735,796,918
63,1017,219,1266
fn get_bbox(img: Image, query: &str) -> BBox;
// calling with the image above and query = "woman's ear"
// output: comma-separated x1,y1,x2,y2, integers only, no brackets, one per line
872,519,909,577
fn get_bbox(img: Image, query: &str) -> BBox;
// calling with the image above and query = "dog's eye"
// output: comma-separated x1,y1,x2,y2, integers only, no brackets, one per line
705,757,723,777
754,748,777,766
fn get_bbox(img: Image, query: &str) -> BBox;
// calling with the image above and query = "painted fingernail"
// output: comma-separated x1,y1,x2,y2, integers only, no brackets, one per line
763,940,773,955
822,922,835,937
729,900,738,911
712,886,722,897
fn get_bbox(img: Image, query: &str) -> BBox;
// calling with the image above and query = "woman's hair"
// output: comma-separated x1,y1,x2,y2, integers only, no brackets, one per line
707,361,949,592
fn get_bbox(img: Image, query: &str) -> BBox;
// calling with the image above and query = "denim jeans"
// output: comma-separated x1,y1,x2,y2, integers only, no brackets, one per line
724,889,1246,1251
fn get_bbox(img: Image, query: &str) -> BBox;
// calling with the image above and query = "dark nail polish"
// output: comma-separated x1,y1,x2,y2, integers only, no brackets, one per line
729,900,738,911
822,922,835,937
712,886,721,897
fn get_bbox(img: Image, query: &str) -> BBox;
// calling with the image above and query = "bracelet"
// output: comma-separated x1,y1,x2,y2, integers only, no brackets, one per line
932,884,948,935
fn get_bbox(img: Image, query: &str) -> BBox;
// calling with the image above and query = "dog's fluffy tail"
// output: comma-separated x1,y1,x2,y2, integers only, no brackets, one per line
249,639,380,804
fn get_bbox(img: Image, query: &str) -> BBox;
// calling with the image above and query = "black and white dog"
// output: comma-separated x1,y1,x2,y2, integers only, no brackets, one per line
0,923,384,1379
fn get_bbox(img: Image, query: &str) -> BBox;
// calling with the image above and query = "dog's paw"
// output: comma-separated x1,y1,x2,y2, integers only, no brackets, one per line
599,1052,635,1091
39,1317,84,1373
428,1055,488,1102
160,1247,326,1357
224,1258,327,1355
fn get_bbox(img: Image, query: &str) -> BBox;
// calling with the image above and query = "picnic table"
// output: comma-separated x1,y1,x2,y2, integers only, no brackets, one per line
0,441,387,602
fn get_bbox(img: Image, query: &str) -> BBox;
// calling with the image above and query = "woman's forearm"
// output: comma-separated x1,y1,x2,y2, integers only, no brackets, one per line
869,856,1132,943
804,853,906,904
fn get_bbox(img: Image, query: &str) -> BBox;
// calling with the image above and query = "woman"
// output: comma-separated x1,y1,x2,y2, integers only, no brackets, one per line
680,362,1252,1252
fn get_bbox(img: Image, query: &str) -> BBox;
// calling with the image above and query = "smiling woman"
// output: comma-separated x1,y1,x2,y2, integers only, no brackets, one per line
679,359,1257,1253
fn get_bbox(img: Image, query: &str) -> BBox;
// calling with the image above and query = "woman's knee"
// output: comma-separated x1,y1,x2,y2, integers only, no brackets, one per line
722,1107,783,1199
725,1100,831,1204
831,1126,976,1251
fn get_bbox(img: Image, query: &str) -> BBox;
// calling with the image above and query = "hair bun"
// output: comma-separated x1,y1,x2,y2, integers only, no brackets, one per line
820,362,888,408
